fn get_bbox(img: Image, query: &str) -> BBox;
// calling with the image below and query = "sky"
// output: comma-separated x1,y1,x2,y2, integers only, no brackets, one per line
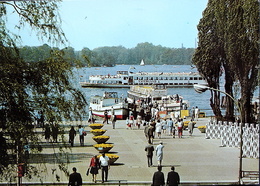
8,0,208,50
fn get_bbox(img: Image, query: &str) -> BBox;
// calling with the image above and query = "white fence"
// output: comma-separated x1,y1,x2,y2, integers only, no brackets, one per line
206,121,259,159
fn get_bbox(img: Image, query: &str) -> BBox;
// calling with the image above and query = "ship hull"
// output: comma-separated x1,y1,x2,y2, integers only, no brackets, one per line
91,107,129,120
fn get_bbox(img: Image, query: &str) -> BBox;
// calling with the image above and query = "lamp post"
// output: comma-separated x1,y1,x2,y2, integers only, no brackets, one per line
193,84,243,184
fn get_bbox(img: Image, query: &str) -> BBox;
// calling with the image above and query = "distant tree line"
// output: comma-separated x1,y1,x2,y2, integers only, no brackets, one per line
19,42,195,67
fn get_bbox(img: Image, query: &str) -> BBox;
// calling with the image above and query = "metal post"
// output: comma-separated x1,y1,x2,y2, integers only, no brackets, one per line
207,87,243,184
194,84,243,183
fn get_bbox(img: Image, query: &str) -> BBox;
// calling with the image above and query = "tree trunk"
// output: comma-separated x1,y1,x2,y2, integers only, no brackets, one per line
240,85,254,124
224,68,235,121
210,90,223,119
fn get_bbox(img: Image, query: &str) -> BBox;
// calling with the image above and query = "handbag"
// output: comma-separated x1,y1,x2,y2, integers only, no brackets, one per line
86,168,90,176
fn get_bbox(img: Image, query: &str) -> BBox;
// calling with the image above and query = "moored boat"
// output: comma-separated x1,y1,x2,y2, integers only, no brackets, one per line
127,85,189,117
80,69,207,88
89,92,129,120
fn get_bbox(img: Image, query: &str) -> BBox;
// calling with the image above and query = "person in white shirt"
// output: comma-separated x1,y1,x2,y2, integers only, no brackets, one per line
155,120,162,138
177,119,184,138
99,153,110,183
78,125,85,146
194,106,200,121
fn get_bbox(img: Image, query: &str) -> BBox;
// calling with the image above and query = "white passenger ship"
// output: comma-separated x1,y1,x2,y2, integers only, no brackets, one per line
80,70,206,88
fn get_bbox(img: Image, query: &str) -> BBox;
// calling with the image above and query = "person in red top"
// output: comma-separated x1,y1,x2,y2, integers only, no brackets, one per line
89,155,100,183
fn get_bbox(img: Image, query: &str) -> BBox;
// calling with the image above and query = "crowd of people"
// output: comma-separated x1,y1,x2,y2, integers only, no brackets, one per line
65,103,201,185
68,153,111,185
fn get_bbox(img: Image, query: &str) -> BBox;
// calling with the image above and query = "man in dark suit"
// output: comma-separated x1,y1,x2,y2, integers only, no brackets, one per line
166,166,180,186
145,143,154,167
152,166,165,186
68,167,82,186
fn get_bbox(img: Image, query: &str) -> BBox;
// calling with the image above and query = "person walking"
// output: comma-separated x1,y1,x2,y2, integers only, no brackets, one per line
155,141,164,166
111,106,115,114
88,155,100,183
144,124,149,140
129,116,134,129
88,107,94,123
166,166,180,186
188,119,194,136
51,123,59,143
110,114,116,129
152,166,165,186
99,153,110,183
191,106,195,121
78,125,85,146
177,119,183,138
145,143,154,167
148,124,155,144
167,118,173,136
103,110,109,124
155,120,162,139
126,117,131,129
194,106,200,121
136,114,142,129
68,167,82,186
44,124,51,143
69,126,76,147
161,119,167,134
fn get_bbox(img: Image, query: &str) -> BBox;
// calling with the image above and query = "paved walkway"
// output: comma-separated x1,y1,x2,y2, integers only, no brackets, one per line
2,118,259,185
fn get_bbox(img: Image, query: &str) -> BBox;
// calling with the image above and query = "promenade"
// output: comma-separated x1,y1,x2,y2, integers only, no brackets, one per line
2,117,259,185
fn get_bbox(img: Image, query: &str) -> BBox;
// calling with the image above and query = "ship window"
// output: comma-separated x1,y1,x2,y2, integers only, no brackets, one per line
174,77,178,80
199,77,203,80
169,77,173,80
139,77,143,80
179,77,183,80
194,77,198,80
155,77,158,80
160,77,163,80
149,77,153,80
144,77,148,80
184,77,188,80
190,77,193,80
164,77,168,80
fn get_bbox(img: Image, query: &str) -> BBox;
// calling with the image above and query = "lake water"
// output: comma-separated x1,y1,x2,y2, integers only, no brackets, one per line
74,65,227,117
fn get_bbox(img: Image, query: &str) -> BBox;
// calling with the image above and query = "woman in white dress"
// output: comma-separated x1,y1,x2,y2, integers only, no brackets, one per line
156,141,164,166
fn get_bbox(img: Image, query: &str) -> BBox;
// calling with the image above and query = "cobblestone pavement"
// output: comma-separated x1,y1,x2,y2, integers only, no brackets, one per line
2,117,259,185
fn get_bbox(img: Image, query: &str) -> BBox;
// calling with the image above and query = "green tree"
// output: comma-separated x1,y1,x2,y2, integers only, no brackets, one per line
0,0,87,182
193,0,259,123
193,0,225,119
224,0,259,123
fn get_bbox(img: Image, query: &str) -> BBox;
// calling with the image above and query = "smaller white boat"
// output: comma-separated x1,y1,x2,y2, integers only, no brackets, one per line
90,92,129,120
